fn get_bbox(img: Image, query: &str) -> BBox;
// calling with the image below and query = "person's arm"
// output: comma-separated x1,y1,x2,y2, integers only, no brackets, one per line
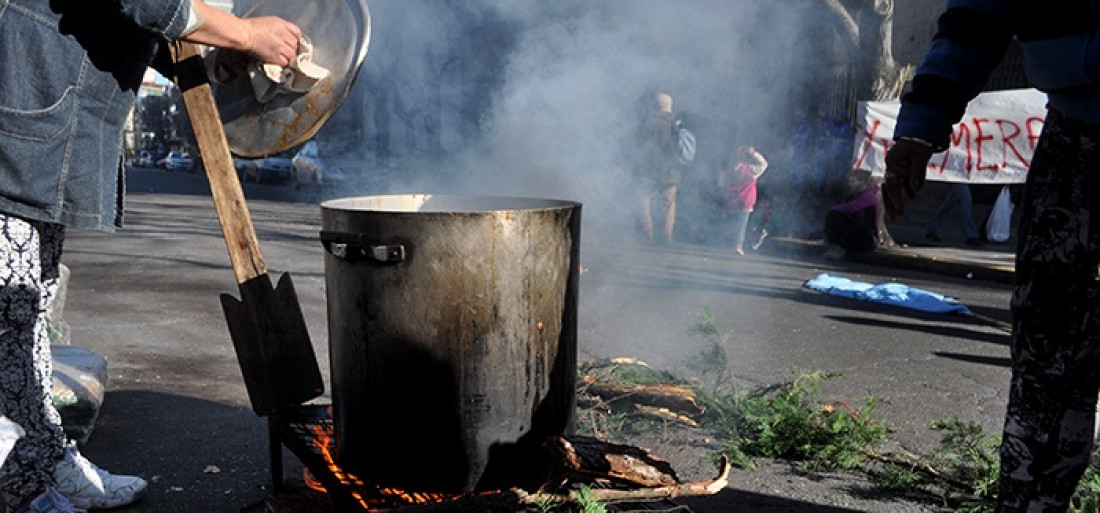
831,187,879,215
746,150,768,179
115,0,300,66
882,139,935,219
884,0,1014,218
894,1,1014,150
183,1,301,66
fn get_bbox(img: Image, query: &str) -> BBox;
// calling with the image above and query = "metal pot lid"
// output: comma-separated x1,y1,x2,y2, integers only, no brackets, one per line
204,0,370,157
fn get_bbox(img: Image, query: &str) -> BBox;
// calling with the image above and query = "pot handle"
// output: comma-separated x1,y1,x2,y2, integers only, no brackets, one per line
320,231,406,264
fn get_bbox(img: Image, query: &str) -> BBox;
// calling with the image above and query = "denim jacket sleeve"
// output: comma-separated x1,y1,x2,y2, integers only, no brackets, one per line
0,0,188,231
117,0,192,41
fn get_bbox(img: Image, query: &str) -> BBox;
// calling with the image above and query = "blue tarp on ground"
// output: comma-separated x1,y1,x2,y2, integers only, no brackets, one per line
804,273,971,315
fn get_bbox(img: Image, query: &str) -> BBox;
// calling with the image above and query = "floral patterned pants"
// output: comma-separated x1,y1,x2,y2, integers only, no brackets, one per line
0,215,66,508
997,108,1100,512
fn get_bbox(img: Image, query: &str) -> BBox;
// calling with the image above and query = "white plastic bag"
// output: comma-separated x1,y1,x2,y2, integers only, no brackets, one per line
986,186,1013,243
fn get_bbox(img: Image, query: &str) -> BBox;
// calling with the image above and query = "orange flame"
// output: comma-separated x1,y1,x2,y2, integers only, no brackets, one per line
305,424,371,509
302,424,456,509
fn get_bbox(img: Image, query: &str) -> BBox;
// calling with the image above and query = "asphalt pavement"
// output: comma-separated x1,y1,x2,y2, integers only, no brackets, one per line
47,167,1018,512
765,223,1016,286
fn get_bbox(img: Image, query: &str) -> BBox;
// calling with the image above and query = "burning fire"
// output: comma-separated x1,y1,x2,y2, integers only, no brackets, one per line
303,424,371,509
303,423,457,509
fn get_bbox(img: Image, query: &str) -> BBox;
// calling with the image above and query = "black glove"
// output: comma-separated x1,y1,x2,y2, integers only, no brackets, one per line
882,139,934,219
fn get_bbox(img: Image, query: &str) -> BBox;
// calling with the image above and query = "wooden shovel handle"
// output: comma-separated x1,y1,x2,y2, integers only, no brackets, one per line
172,42,267,284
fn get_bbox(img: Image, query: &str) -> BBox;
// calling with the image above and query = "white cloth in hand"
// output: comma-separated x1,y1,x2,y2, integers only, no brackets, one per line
249,36,330,102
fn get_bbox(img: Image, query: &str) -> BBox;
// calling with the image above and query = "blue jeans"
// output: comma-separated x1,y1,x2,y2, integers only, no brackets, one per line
926,182,978,239
729,209,752,251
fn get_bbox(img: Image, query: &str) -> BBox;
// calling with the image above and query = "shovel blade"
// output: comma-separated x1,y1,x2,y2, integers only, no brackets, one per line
221,272,324,416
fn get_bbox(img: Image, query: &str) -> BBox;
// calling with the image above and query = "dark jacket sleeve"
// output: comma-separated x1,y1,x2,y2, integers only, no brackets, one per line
894,1,1015,149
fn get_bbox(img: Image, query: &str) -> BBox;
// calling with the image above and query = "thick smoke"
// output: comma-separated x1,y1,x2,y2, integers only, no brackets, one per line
317,0,860,239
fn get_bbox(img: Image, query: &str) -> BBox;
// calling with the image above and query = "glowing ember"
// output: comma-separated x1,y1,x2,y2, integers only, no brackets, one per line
304,424,370,509
302,423,458,510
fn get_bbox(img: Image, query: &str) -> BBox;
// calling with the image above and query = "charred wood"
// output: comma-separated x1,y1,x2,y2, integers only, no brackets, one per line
522,455,731,504
548,435,680,487
586,384,705,417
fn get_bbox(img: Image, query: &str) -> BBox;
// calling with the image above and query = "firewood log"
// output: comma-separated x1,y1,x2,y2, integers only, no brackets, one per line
519,455,731,504
586,384,704,416
547,436,679,487
632,404,700,427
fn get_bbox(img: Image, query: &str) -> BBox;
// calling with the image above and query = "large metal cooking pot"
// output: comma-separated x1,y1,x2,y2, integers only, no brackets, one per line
320,194,581,492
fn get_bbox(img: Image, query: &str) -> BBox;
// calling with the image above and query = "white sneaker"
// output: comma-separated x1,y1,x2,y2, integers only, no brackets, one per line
53,442,146,510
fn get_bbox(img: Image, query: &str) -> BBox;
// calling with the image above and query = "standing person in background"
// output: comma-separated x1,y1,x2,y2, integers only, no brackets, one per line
883,2,1100,510
718,145,768,255
634,91,684,245
0,1,301,510
924,182,983,246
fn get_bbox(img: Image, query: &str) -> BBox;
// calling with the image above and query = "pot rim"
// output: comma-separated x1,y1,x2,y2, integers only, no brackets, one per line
321,193,581,214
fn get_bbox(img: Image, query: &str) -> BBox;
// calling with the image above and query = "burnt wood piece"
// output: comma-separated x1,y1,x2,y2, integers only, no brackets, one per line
632,404,700,427
548,436,680,487
585,357,653,370
522,455,731,504
585,384,705,416
171,42,323,416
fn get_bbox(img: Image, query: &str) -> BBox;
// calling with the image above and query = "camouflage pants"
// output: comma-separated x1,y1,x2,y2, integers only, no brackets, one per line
998,109,1100,512
0,215,66,508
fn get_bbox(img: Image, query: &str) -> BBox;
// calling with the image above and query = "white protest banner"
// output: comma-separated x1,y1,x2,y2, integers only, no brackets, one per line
851,88,1047,184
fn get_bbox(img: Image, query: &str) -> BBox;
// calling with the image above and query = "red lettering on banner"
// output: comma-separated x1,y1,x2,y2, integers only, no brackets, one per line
1026,116,1044,150
853,119,889,170
859,92,1045,182
932,123,972,174
973,118,998,171
997,119,1028,169
930,148,946,175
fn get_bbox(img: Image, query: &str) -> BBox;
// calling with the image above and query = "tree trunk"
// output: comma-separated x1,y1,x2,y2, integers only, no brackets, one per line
863,0,905,102
820,0,903,102
820,0,902,246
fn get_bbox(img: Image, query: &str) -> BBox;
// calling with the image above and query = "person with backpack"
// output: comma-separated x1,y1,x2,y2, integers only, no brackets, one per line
718,145,768,255
633,91,694,245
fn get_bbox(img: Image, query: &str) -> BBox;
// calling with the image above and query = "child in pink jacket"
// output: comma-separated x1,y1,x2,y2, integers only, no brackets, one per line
718,146,768,254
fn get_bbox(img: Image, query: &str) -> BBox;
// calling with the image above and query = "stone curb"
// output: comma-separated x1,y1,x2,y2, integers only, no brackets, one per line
762,237,1016,285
